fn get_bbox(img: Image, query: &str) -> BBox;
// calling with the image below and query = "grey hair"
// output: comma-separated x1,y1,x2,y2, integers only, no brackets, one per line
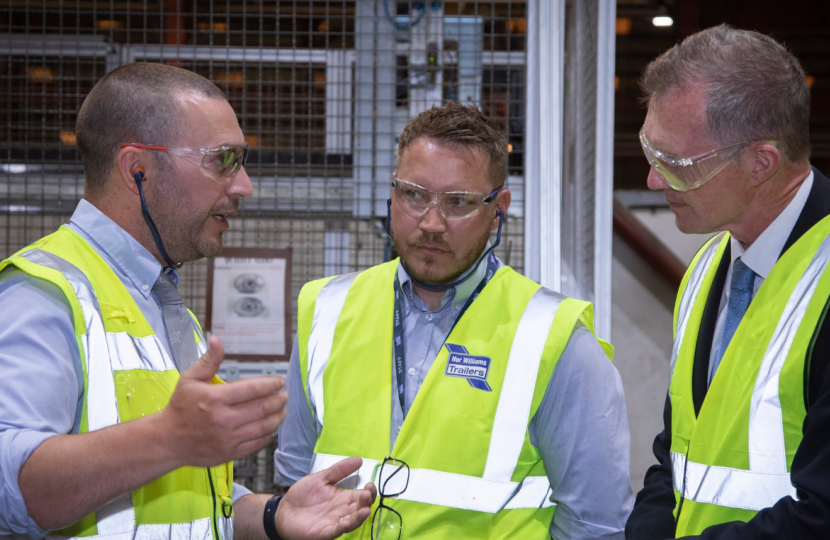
640,24,810,163
76,62,227,195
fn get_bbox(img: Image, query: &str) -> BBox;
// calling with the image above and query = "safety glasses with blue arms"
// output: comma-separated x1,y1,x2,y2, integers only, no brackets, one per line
391,177,502,221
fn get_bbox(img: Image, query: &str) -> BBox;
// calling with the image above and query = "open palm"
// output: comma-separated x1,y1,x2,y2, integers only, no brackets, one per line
276,456,377,540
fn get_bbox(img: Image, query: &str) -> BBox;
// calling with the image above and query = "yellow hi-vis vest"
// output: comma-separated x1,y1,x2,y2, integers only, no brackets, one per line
297,260,613,539
668,215,830,536
0,226,235,540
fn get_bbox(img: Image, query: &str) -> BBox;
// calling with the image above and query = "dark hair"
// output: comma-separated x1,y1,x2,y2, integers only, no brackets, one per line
641,24,810,163
76,62,227,194
398,101,508,187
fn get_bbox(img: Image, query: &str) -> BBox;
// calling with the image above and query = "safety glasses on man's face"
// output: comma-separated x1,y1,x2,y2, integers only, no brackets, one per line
638,126,758,192
391,178,500,221
119,143,249,178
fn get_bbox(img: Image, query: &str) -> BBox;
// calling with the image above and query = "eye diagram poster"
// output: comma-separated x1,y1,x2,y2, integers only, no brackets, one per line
206,248,292,361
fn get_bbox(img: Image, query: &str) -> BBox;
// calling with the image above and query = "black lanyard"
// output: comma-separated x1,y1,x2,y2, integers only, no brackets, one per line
392,253,499,417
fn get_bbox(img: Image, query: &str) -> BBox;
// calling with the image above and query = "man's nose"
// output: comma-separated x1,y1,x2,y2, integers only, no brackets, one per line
228,166,254,199
418,203,447,234
646,167,670,191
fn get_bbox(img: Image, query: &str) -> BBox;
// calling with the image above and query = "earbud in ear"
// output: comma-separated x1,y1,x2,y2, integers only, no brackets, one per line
133,167,146,183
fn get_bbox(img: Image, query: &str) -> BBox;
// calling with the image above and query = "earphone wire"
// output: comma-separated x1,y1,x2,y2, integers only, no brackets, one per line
134,170,182,269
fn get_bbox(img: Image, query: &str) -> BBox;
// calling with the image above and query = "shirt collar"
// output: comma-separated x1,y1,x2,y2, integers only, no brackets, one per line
731,170,814,279
397,244,502,314
69,199,175,296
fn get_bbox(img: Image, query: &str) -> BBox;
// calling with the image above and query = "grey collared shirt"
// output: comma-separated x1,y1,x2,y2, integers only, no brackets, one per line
275,257,634,539
0,199,250,538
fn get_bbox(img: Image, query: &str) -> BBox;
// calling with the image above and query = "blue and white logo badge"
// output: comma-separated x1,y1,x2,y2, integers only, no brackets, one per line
444,343,492,392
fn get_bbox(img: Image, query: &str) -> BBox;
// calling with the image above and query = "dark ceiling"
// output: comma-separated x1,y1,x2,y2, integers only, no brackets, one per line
614,0,830,190
1,0,828,190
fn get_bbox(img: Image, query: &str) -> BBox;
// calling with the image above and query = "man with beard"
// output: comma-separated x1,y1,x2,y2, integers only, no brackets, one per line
0,63,376,540
274,102,633,539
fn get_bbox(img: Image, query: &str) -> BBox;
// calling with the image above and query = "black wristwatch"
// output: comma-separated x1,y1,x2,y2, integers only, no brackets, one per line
263,494,285,540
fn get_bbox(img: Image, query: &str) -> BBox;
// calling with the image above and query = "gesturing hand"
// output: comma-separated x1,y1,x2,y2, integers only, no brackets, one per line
159,336,289,467
275,457,378,540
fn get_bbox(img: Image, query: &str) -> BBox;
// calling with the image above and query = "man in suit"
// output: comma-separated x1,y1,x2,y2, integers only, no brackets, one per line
625,24,830,539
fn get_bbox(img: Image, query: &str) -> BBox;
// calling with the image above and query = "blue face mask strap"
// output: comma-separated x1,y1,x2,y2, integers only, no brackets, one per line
134,170,182,269
394,209,504,292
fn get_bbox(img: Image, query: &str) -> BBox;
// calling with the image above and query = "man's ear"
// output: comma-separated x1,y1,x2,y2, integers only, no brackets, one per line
748,143,783,187
116,146,148,196
491,189,512,231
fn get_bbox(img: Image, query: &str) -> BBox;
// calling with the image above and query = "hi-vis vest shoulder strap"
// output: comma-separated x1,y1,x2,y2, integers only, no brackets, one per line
668,216,830,535
297,260,609,539
1,227,233,540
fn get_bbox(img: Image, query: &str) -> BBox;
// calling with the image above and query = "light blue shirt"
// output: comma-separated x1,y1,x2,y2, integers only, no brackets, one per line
274,255,634,539
0,199,250,538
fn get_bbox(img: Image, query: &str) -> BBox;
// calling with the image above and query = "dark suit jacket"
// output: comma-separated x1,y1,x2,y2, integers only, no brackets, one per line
625,168,830,540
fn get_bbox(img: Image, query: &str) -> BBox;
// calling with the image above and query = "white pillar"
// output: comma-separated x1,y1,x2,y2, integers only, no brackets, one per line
524,0,616,340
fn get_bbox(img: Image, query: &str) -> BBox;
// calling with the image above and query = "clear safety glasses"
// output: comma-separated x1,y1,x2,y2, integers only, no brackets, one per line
639,126,760,192
120,143,249,178
391,178,501,221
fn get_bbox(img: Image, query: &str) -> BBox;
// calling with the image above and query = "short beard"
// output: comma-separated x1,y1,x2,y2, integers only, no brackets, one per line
148,169,224,264
395,225,491,285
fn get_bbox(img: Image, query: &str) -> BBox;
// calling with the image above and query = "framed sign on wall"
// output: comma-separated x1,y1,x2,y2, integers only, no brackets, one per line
205,247,292,361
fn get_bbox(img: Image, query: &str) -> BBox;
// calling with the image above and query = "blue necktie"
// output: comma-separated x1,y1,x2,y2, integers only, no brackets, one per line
710,257,756,384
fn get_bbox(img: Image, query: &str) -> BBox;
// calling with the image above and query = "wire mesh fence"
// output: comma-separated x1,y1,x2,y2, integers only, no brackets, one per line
1,0,527,491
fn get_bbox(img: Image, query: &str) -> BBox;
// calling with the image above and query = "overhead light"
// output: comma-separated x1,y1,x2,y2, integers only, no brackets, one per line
215,71,244,88
197,22,228,32
806,76,815,89
28,67,54,83
60,131,77,145
653,16,673,27
508,19,526,34
96,20,124,29
0,164,28,174
616,17,632,36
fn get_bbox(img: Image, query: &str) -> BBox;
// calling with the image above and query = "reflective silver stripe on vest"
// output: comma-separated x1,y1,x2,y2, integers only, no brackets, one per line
310,453,555,513
47,516,228,540
483,287,564,484
669,234,725,381
22,249,119,435
307,272,360,427
667,233,830,510
671,452,796,511
21,249,222,539
750,233,830,473
192,316,208,357
21,249,175,427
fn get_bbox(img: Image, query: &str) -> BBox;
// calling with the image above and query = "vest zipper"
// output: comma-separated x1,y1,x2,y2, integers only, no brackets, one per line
207,467,221,540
